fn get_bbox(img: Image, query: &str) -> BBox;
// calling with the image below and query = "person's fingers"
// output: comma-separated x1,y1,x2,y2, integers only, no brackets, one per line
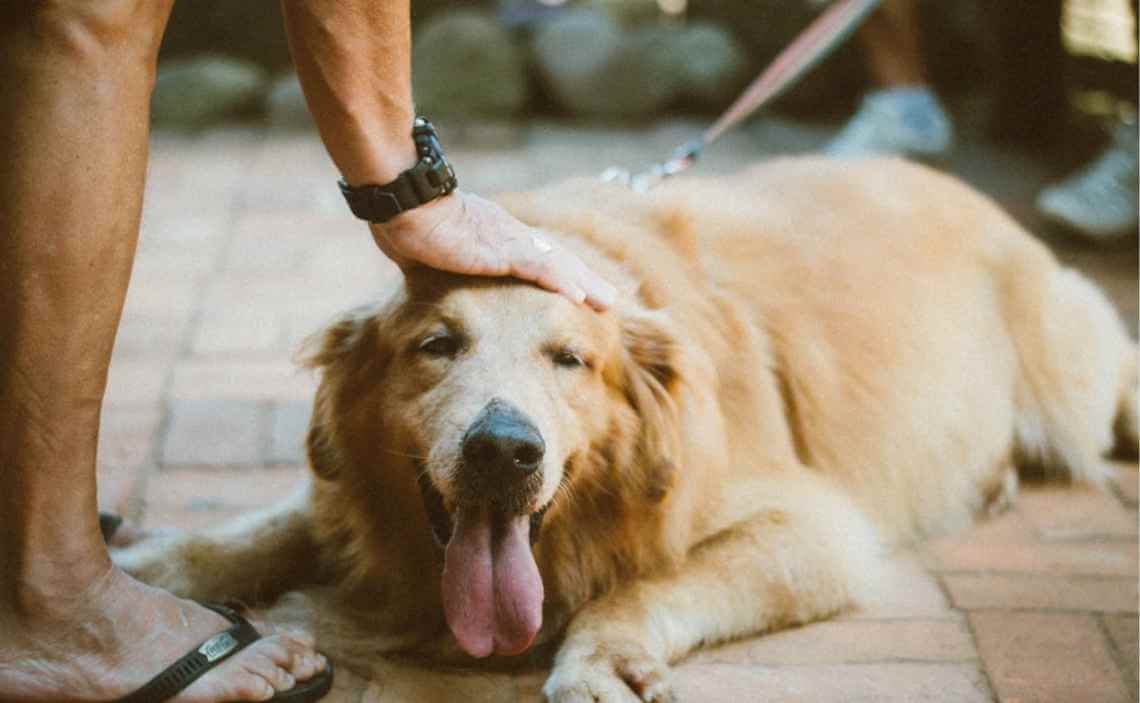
507,228,622,310
578,266,618,311
510,247,587,305
535,235,616,311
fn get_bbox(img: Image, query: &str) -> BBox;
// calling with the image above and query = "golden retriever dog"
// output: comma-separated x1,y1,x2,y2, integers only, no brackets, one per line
116,157,1138,701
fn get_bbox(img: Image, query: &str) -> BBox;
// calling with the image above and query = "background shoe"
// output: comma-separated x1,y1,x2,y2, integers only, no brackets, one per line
825,87,955,160
1036,121,1139,242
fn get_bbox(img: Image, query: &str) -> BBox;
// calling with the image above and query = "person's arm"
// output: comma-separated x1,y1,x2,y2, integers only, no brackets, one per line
280,1,616,310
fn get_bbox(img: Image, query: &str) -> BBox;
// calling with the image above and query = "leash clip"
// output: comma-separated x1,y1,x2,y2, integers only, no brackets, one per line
602,139,702,192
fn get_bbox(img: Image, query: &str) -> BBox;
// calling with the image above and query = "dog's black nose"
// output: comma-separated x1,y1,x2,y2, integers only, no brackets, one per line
462,400,545,477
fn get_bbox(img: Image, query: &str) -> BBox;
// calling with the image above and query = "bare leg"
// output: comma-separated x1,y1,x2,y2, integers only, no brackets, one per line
0,3,322,700
858,0,928,88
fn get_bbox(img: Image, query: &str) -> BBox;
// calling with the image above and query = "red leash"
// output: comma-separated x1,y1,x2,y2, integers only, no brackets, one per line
604,0,882,190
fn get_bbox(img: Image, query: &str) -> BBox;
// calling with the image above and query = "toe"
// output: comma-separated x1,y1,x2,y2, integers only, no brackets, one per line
175,659,277,703
244,651,296,693
275,631,325,681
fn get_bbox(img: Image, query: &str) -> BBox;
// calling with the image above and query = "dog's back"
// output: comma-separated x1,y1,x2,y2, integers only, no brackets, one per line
505,157,1138,544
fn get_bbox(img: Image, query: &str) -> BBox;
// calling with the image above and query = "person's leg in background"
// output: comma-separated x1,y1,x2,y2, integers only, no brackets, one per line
824,0,954,158
1036,0,1139,241
989,0,1070,147
0,3,321,700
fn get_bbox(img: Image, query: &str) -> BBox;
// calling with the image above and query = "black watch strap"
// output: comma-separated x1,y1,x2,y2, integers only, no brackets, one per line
338,117,458,224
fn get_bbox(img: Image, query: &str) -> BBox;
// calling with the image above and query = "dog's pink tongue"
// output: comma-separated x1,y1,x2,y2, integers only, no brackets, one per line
441,508,543,658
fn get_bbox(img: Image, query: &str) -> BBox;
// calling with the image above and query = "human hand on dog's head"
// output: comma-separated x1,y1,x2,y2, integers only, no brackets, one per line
369,190,617,311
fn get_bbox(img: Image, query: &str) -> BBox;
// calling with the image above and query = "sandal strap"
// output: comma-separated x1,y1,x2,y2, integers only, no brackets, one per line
116,602,261,703
99,512,124,542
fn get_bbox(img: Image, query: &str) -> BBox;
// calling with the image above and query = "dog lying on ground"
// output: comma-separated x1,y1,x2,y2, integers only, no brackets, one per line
117,157,1138,702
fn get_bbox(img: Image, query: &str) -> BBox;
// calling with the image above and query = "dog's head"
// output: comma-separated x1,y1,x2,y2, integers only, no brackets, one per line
303,266,684,659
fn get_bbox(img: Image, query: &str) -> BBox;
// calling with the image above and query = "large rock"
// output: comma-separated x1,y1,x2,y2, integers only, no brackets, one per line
160,1,292,71
532,10,680,120
670,22,750,109
160,0,488,72
151,56,267,129
265,73,313,130
412,10,529,119
688,0,867,116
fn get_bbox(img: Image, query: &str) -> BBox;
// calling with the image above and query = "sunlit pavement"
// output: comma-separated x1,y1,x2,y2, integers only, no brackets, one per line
98,118,1138,702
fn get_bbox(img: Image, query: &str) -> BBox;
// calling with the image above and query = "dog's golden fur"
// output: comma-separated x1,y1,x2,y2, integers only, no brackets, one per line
118,157,1138,701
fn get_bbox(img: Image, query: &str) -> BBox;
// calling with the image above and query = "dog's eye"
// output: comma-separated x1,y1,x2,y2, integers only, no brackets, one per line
551,349,588,369
418,334,460,357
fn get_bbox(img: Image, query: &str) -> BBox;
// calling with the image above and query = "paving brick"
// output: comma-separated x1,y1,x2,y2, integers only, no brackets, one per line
97,410,160,514
689,619,975,666
169,360,318,401
921,508,1034,564
225,211,357,273
971,612,1130,703
944,572,1138,613
112,314,187,361
161,399,263,466
269,400,312,465
191,310,284,355
120,277,202,319
850,553,957,619
671,662,990,703
102,361,169,410
1016,486,1137,540
1102,615,1138,700
925,534,1137,577
142,465,307,530
138,212,229,252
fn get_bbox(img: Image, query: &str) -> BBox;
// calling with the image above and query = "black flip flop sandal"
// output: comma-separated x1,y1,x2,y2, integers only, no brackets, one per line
100,511,124,542
115,601,333,703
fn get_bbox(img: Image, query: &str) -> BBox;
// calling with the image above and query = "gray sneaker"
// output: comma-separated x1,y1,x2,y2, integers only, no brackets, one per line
1036,121,1139,241
825,87,954,160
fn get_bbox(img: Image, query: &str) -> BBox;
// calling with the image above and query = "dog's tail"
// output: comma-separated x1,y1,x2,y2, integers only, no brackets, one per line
1010,265,1135,485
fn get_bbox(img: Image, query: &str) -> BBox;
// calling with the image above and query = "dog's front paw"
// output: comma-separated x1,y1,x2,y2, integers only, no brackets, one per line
544,637,675,703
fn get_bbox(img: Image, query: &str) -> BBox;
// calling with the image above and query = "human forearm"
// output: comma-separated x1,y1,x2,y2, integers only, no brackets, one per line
281,0,418,184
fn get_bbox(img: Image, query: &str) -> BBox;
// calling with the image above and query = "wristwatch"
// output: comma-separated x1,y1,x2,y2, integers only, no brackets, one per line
338,116,458,224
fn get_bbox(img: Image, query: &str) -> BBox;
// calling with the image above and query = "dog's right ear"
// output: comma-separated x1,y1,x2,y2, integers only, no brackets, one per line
305,394,341,481
298,306,378,370
298,306,384,481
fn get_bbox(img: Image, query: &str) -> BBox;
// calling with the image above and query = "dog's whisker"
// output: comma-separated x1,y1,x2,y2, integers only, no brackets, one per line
380,446,431,461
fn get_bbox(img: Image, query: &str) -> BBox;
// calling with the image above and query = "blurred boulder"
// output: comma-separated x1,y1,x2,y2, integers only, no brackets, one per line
412,10,528,119
670,22,750,108
265,73,313,130
688,0,867,116
160,1,483,72
161,1,292,71
587,0,665,25
532,10,679,120
151,56,267,129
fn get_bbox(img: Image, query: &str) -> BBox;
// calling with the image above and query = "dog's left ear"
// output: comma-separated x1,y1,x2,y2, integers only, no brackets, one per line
618,307,684,501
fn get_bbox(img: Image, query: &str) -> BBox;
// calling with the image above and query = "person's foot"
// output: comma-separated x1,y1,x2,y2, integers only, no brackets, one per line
0,567,327,702
825,86,954,160
1036,120,1139,242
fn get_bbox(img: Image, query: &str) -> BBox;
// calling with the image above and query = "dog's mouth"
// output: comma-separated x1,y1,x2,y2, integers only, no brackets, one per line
416,466,549,659
417,470,547,549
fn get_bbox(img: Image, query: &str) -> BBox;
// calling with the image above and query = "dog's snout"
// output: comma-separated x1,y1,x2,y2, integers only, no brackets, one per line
462,400,545,478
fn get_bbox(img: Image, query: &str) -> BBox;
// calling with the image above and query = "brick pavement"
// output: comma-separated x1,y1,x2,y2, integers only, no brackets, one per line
97,119,1138,702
